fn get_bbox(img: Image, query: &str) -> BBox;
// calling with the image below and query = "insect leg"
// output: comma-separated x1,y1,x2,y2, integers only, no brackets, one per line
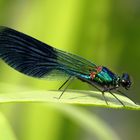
102,92,109,105
58,76,75,99
116,89,136,105
58,76,72,90
108,91,125,107
90,84,109,105
104,88,136,105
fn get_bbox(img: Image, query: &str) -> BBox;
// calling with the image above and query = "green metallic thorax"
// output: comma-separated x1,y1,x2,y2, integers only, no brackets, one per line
94,67,119,87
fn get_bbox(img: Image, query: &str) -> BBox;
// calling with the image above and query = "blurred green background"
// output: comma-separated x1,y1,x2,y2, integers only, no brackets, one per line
0,0,140,140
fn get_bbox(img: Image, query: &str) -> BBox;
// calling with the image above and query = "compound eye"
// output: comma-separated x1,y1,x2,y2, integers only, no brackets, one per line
121,73,132,89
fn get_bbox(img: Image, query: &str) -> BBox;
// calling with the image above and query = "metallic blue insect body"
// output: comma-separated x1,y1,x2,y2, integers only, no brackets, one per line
0,27,133,106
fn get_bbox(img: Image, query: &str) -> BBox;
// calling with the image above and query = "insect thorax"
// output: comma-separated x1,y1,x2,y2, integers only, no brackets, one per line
91,66,120,87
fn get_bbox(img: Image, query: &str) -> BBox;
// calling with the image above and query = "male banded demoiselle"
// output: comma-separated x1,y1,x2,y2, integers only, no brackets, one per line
0,27,134,106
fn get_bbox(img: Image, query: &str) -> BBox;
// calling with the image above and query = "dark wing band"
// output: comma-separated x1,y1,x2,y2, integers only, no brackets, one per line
0,27,58,78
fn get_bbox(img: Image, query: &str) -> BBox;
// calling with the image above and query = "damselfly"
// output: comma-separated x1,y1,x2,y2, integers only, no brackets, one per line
0,26,134,106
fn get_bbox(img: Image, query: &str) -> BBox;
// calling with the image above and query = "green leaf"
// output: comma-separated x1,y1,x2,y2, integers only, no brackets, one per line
0,83,139,110
0,112,17,140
